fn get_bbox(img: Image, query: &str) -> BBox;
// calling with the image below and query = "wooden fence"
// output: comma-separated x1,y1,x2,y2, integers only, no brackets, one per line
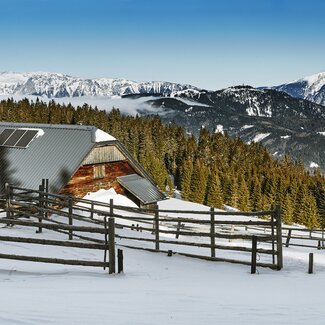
1,181,284,271
0,183,120,274
237,224,325,250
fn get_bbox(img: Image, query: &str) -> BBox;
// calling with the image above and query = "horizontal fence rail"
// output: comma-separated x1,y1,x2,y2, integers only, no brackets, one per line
1,181,285,272
0,182,121,274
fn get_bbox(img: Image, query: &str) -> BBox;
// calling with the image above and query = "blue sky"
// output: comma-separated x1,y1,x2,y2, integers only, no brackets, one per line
0,0,325,89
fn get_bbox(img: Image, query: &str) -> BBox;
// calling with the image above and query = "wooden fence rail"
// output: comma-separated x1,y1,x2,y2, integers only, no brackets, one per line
2,182,284,271
1,183,119,274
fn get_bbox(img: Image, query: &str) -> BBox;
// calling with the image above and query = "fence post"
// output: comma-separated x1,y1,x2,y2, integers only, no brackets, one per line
155,204,160,251
110,199,114,217
5,183,11,220
104,217,108,270
210,207,215,258
44,179,49,219
68,197,73,240
251,236,257,274
275,204,283,270
37,184,43,233
175,220,181,239
109,217,116,274
308,253,314,274
118,249,123,273
271,211,275,265
90,201,94,219
285,229,292,248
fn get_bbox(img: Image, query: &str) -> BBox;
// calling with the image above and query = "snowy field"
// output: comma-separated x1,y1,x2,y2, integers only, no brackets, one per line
0,190,325,324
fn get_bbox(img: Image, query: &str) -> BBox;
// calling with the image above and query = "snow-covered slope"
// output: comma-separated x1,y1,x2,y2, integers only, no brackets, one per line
0,71,199,98
1,189,325,324
272,71,325,106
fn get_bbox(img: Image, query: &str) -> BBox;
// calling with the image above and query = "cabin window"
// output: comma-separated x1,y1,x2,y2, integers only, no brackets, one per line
93,165,105,179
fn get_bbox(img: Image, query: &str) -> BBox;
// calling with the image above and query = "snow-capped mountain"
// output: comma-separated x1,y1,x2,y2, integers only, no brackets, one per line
125,85,325,172
0,71,199,98
0,71,324,172
272,71,325,106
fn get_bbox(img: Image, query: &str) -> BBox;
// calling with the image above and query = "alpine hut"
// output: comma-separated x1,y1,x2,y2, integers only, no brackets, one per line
0,122,166,207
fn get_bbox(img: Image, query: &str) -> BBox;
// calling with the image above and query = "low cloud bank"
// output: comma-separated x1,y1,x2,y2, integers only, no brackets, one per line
0,95,173,116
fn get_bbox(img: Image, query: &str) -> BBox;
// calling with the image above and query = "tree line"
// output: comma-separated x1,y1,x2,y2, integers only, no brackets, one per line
0,97,324,228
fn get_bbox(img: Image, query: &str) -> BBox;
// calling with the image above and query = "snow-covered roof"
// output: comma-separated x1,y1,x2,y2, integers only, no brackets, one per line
94,129,115,142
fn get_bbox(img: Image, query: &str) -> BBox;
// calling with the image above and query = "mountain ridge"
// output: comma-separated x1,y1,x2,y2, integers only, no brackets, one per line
0,71,324,172
271,71,325,106
0,71,200,98
132,86,325,172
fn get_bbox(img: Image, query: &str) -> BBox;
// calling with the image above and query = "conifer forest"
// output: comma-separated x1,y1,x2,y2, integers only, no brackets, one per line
0,98,324,228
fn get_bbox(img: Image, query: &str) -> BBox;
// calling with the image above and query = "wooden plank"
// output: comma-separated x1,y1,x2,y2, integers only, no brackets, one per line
285,229,292,247
68,197,73,240
210,207,215,258
155,204,160,250
0,218,107,234
0,235,108,250
0,253,109,267
157,218,275,226
115,235,275,254
108,217,115,274
118,244,277,269
104,217,108,270
271,212,275,264
158,209,275,217
9,185,275,218
37,184,43,233
251,236,257,274
118,249,123,273
308,253,314,274
45,178,49,219
5,183,11,220
175,220,181,239
275,204,283,270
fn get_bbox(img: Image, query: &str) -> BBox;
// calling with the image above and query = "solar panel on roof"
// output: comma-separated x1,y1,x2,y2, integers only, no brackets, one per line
15,130,38,148
0,129,15,146
4,129,27,147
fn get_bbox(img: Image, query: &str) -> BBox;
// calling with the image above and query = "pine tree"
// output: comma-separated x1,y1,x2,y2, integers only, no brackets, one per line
295,184,320,228
250,175,263,211
282,193,295,224
238,176,251,211
206,169,224,209
189,159,208,204
229,174,239,209
180,159,193,200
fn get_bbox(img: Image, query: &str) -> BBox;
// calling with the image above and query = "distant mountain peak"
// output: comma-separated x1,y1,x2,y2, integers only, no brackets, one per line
272,71,325,105
0,71,200,98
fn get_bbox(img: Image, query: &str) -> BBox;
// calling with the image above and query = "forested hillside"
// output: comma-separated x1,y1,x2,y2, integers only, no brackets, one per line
0,98,324,227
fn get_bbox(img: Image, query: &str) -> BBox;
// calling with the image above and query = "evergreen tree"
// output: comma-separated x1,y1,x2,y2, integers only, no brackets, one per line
189,159,208,204
238,176,251,211
206,169,224,209
282,193,295,224
180,159,193,200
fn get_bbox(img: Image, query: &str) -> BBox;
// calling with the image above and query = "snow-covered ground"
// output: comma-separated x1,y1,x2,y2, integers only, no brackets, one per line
1,190,325,324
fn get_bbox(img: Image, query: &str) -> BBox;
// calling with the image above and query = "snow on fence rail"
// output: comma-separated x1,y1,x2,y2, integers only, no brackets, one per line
2,181,284,272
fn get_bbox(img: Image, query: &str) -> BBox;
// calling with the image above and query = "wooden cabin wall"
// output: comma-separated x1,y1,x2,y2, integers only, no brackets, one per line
61,160,136,198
